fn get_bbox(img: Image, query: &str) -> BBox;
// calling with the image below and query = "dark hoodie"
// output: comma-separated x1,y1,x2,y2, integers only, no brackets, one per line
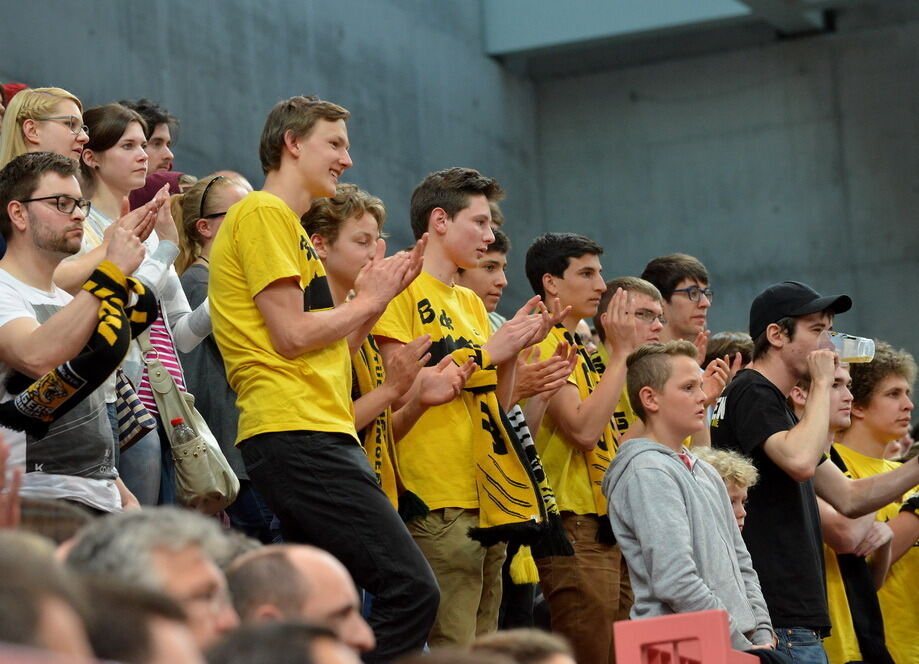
602,438,774,650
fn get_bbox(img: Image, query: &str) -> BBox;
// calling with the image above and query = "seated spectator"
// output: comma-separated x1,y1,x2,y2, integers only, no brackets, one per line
65,506,239,648
207,622,360,664
84,579,204,664
119,98,177,173
225,544,375,654
0,530,93,658
472,629,575,664
603,341,776,651
19,497,92,544
0,87,88,169
0,152,144,513
691,446,759,530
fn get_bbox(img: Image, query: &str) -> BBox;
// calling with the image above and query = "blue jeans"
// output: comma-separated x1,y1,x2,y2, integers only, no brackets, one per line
110,403,162,505
775,628,829,664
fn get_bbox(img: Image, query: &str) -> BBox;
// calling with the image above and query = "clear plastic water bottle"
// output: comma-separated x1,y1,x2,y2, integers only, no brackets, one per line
170,417,197,444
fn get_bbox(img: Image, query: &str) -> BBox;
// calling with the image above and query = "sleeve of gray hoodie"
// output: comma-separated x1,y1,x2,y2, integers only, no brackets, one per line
619,467,757,651
135,241,211,351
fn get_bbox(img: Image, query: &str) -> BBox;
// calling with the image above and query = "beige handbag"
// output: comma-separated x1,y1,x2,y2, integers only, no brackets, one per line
138,331,239,515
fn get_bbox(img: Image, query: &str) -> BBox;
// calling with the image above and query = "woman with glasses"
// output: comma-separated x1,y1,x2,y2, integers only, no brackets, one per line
56,103,211,506
176,175,278,540
0,87,89,168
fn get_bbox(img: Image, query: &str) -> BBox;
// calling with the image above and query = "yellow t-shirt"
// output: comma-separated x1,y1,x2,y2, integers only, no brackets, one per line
372,271,490,510
833,443,919,664
822,544,863,664
209,191,355,443
534,327,613,516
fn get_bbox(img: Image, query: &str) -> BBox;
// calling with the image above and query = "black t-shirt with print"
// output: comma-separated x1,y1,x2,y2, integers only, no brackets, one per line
710,369,829,633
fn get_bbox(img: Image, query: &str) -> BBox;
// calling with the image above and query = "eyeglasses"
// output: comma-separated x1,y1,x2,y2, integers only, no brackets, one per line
18,194,91,216
633,309,667,325
671,285,713,303
35,115,89,136
199,175,226,220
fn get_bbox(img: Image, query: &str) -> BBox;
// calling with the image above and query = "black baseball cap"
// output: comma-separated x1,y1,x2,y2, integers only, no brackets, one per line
749,281,851,339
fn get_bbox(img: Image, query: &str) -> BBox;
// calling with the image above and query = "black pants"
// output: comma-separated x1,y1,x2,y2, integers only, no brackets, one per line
240,430,439,662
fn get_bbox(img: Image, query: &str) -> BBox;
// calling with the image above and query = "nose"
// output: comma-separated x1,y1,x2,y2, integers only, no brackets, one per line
76,129,89,145
344,614,376,653
341,149,353,169
495,270,508,289
164,144,174,161
215,603,240,635
698,293,712,309
483,225,495,245
651,316,664,331
905,396,914,412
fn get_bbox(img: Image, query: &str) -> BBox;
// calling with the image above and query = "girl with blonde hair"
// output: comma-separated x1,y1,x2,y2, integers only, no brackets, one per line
0,87,88,168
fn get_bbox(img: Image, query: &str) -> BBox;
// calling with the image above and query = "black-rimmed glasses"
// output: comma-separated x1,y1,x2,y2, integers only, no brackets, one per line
18,195,91,216
35,115,89,136
671,285,713,303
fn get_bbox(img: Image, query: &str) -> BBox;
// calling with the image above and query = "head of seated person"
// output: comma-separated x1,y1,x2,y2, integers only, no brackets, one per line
0,87,88,169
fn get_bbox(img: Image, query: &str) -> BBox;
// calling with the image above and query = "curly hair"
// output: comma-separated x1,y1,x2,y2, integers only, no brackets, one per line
692,446,759,490
849,340,917,407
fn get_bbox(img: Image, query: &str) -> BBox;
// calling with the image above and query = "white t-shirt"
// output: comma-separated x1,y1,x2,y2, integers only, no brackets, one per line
0,268,121,512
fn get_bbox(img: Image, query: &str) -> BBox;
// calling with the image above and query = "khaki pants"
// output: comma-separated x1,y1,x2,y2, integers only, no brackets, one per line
410,508,507,647
536,513,633,664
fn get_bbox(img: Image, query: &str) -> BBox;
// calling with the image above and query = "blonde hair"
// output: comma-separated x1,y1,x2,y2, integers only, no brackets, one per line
0,87,83,168
692,447,759,490
175,174,247,274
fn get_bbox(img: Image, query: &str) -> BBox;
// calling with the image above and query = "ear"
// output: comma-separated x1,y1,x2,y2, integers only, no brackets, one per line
639,385,660,415
6,200,29,233
81,148,99,170
428,207,449,236
789,385,808,410
252,603,284,623
542,273,558,298
765,322,788,350
282,129,301,159
850,403,867,421
195,217,213,240
310,232,329,260
21,118,42,146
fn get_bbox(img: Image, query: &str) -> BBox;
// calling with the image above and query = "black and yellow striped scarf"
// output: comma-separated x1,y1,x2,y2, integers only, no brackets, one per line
0,261,156,438
351,335,429,522
448,346,569,554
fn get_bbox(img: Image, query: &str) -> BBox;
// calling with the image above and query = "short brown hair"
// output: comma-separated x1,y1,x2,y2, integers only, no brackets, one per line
0,151,79,240
640,253,709,301
258,95,349,175
705,331,754,368
849,340,917,408
627,340,698,422
472,628,573,663
692,447,759,490
594,277,662,343
489,201,505,227
302,183,386,244
409,167,504,240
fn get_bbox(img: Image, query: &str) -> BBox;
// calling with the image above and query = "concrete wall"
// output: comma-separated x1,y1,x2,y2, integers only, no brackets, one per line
0,0,541,306
535,18,919,355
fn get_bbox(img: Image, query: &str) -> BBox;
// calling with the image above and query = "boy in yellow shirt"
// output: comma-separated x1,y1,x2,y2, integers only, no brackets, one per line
209,95,436,662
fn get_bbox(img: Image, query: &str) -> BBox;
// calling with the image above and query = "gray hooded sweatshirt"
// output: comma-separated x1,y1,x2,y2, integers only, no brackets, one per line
602,438,775,650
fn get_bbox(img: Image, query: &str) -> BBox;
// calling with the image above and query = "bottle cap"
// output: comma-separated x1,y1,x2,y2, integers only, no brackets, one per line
170,417,185,427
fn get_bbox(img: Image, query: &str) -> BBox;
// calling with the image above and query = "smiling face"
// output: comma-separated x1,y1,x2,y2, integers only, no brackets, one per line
146,123,174,172
296,118,352,199
26,99,89,161
855,373,914,443
663,278,711,340
455,249,508,313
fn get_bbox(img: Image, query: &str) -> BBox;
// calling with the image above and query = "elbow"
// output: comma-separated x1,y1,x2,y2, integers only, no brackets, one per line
570,432,599,451
786,459,816,483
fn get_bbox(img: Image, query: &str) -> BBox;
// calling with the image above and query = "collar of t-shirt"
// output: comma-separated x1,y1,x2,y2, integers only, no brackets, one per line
677,449,696,471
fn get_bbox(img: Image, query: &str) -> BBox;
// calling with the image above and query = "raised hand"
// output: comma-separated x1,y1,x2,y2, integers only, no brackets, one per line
807,348,839,385
353,238,412,311
104,198,156,245
418,356,477,407
693,328,711,365
382,335,432,398
104,225,146,276
150,184,179,245
514,342,577,402
485,295,546,364
701,357,730,407
533,296,570,344
602,288,640,355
